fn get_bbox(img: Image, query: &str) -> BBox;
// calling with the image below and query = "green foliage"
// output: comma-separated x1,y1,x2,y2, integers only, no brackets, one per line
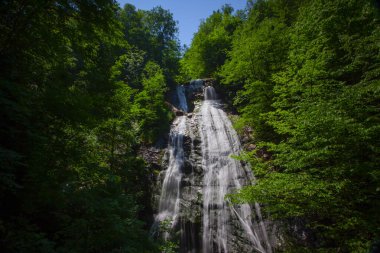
221,15,290,141
157,219,179,253
120,5,181,86
0,0,180,252
132,61,173,143
180,5,242,79
2,0,379,251
215,0,380,251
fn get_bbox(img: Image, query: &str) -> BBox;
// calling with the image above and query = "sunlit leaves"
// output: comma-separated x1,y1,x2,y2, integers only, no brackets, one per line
180,5,242,78
0,0,171,252
220,0,380,251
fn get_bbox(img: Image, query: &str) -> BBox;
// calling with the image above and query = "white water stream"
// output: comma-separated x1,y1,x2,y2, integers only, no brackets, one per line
155,115,187,238
154,81,273,253
200,86,271,253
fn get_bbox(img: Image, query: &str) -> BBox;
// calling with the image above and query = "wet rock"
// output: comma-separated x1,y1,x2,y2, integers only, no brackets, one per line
139,146,165,170
153,79,278,253
247,144,257,151
175,109,185,116
241,136,250,143
182,160,193,174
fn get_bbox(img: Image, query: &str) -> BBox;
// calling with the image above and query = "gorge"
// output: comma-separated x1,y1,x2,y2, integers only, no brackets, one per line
1,1,378,252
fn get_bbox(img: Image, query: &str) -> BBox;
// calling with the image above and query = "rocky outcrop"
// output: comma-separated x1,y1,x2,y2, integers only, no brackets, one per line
153,79,276,253
153,105,204,252
165,101,186,116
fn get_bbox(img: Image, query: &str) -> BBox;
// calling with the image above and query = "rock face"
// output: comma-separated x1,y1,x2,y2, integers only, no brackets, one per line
152,79,275,253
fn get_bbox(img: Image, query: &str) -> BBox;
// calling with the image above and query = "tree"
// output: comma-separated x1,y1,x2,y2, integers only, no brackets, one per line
120,5,181,86
0,1,179,252
230,0,380,251
180,5,242,79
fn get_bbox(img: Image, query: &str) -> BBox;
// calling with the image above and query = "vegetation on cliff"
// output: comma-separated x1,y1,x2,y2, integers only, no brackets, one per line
1,0,379,252
181,0,379,251
0,1,180,252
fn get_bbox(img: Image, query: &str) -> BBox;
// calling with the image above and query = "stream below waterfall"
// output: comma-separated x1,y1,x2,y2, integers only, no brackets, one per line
153,80,274,253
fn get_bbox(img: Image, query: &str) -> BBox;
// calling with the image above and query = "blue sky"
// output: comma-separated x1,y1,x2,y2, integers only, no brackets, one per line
116,0,247,46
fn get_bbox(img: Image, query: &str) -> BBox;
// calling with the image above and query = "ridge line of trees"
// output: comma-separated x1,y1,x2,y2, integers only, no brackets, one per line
180,0,379,251
0,1,181,252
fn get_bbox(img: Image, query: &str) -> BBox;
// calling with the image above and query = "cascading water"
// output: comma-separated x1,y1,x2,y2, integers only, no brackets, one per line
204,86,217,100
200,86,272,253
152,84,192,240
177,85,188,112
153,81,273,253
154,115,187,238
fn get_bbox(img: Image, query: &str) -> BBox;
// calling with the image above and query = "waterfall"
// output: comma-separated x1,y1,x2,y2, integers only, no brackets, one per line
177,85,188,112
154,80,273,253
189,79,204,92
154,115,187,238
204,86,218,100
200,86,272,253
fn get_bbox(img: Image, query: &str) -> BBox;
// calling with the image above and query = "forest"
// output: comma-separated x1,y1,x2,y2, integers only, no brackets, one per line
0,0,379,252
